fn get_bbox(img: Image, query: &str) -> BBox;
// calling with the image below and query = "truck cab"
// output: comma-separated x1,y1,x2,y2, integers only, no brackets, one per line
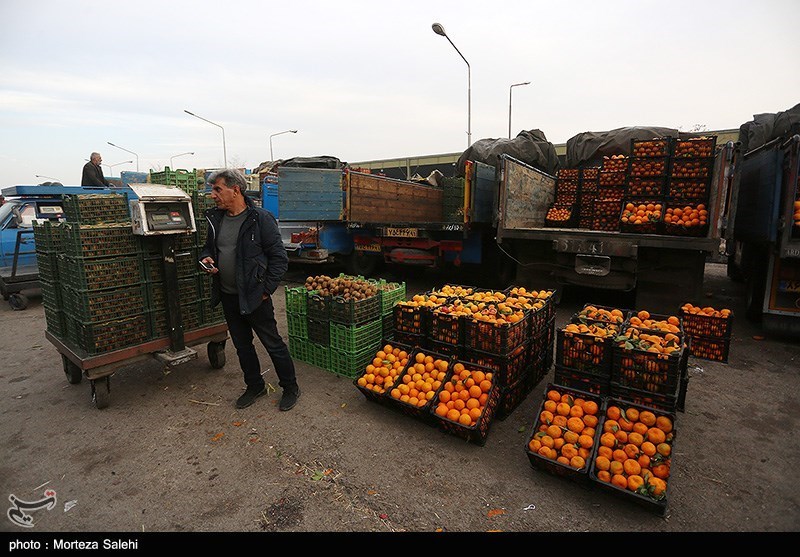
0,195,65,271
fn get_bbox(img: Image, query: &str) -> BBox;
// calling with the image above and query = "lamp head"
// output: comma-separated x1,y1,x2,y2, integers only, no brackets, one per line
290,130,298,134
432,23,446,37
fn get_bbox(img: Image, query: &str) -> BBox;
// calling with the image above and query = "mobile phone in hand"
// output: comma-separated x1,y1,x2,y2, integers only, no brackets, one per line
199,260,215,271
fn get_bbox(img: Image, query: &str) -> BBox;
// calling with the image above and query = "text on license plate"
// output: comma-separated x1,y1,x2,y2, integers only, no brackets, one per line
385,227,418,238
357,242,381,253
778,280,800,293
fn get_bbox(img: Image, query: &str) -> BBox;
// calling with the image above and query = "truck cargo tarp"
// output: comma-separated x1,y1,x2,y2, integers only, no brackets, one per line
566,126,705,168
738,102,800,153
456,130,559,177
278,156,347,169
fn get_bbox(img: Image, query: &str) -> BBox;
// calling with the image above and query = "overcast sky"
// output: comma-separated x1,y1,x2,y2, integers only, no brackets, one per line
1,0,798,187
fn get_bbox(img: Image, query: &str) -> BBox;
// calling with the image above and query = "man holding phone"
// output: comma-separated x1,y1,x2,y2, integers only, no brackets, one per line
199,169,300,411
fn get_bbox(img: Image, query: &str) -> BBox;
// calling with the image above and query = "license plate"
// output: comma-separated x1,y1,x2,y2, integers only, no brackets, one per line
385,227,418,238
357,242,381,253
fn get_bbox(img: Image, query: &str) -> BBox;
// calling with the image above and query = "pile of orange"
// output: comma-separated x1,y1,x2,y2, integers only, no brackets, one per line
621,202,662,225
577,305,625,324
356,344,409,395
390,351,449,408
628,310,682,333
507,287,553,302
593,404,674,499
527,388,600,470
563,321,618,338
680,303,731,319
663,204,708,228
397,294,447,308
617,327,682,355
429,284,474,297
434,363,493,427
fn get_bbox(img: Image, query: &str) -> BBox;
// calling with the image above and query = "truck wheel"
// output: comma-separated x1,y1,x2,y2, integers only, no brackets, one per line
345,251,381,277
62,355,83,385
208,341,226,369
8,293,28,310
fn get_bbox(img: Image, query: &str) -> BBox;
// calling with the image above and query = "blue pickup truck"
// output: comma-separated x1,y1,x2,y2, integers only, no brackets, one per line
0,185,125,309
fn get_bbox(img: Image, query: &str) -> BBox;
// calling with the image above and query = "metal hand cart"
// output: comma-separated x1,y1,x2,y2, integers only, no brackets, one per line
0,229,39,310
46,323,228,409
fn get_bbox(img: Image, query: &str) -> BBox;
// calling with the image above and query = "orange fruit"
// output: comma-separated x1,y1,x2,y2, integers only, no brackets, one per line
657,443,672,457
612,449,627,463
609,460,624,476
600,432,616,448
570,456,586,469
543,400,557,413
638,410,657,427
597,470,611,483
611,474,628,489
641,442,657,457
578,434,594,449
595,455,611,471
648,476,667,496
606,405,621,421
623,459,642,476
625,408,639,422
627,474,645,492
546,425,563,439
597,446,613,459
547,389,562,401
647,428,666,445
556,402,571,417
656,416,673,433
567,417,585,434
583,400,599,415
627,432,644,447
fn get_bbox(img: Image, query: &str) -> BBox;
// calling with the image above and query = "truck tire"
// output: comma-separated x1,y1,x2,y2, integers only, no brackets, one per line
345,251,381,277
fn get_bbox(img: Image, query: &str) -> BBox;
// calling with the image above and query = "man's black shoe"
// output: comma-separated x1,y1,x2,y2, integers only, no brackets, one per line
279,386,300,411
235,386,267,409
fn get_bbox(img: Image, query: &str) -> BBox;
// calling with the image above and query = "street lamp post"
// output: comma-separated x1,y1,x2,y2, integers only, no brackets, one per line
107,142,139,172
508,81,531,139
432,22,471,148
35,174,60,182
269,130,298,161
107,160,134,175
184,110,227,168
170,151,195,170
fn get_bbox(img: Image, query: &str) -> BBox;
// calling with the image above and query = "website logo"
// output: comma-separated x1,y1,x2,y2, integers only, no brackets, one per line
7,490,57,528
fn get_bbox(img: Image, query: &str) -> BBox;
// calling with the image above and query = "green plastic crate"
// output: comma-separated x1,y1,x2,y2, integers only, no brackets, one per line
201,299,225,325
285,286,308,315
379,280,406,315
58,255,144,292
63,193,130,224
66,313,149,355
36,252,59,282
327,346,377,379
146,276,201,309
287,312,308,339
329,293,381,325
289,335,311,362
40,280,62,310
62,284,147,323
329,319,382,353
62,222,138,259
148,301,203,340
44,306,66,339
307,341,330,369
142,250,199,282
32,221,65,253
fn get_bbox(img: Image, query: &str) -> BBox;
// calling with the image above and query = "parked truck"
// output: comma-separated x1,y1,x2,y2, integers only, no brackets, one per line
275,161,509,281
494,140,737,313
725,132,800,336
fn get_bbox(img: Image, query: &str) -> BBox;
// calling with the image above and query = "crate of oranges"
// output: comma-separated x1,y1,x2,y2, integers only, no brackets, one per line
588,399,676,516
525,384,602,484
354,341,413,406
386,348,453,422
431,360,500,446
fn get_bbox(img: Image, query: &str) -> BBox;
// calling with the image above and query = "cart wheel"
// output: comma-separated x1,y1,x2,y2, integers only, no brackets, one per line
9,293,28,310
62,355,83,385
208,341,226,369
91,377,110,410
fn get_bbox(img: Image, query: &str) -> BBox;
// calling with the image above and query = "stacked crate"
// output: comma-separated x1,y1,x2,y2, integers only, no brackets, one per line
680,305,732,364
554,304,629,396
149,167,204,196
138,235,204,339
56,194,150,354
594,157,628,231
33,221,66,340
664,137,717,237
577,167,600,229
549,169,579,228
285,286,310,362
442,176,466,223
287,275,384,378
621,139,672,234
610,311,688,413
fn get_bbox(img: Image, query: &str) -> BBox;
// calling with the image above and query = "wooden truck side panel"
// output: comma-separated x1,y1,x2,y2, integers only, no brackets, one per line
346,172,443,223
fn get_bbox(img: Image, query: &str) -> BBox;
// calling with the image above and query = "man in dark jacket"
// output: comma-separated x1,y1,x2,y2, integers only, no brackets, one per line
81,152,110,186
199,168,300,410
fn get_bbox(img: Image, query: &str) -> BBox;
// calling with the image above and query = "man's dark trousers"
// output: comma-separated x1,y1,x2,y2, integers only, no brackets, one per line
220,292,297,390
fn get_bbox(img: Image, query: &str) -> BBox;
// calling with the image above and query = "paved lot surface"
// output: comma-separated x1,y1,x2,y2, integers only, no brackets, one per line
0,263,798,535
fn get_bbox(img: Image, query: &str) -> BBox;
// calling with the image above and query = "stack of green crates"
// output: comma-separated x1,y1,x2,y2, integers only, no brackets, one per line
33,221,66,340
442,176,466,223
285,286,315,364
56,194,150,354
149,167,203,196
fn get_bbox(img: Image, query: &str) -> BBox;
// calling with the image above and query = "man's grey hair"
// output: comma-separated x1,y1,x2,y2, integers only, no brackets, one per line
90,152,101,161
209,168,247,193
